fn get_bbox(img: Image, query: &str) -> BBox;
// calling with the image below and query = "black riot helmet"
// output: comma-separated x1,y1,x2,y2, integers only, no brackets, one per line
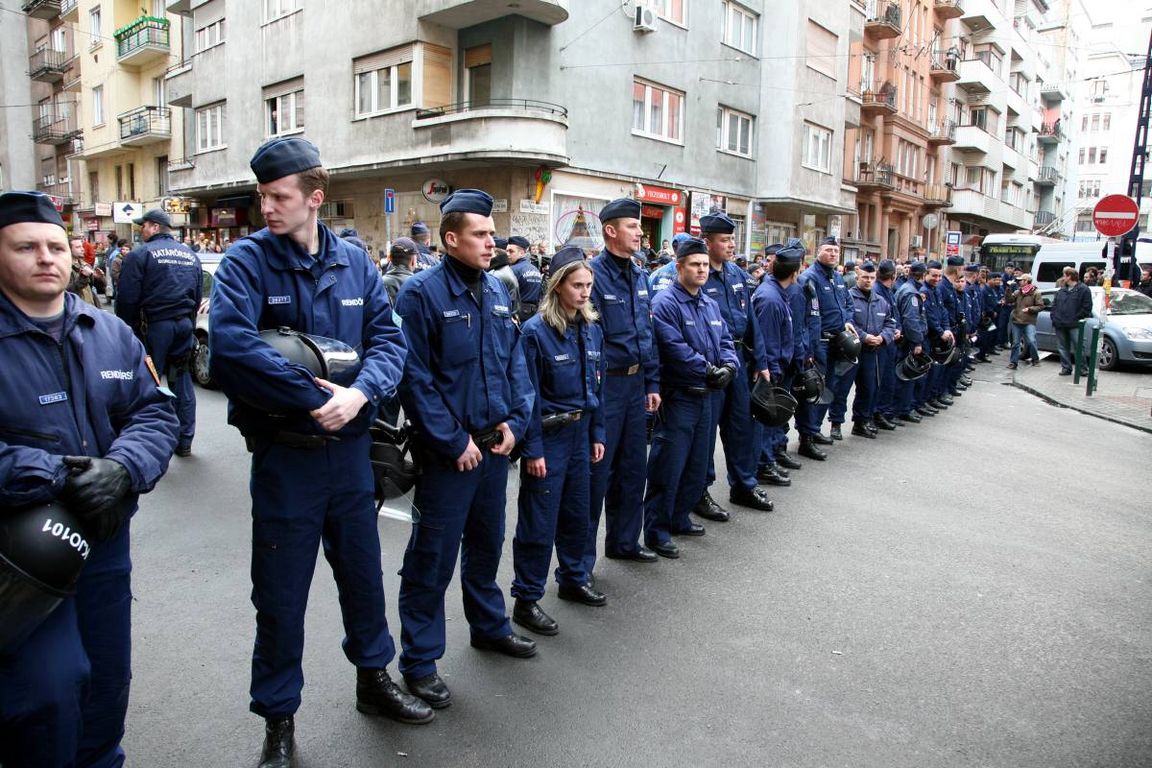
750,378,798,427
832,329,861,364
791,366,825,403
895,351,934,381
369,419,417,510
0,500,90,652
259,327,361,387
930,335,958,365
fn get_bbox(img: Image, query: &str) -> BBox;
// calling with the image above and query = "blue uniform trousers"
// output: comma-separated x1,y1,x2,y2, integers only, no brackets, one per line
757,370,793,466
927,356,948,399
585,372,648,570
851,350,880,422
0,520,131,768
704,360,758,494
643,390,713,545
249,434,394,718
996,306,1012,345
145,317,196,450
827,359,858,426
398,450,511,680
875,344,897,419
512,419,591,602
797,341,831,435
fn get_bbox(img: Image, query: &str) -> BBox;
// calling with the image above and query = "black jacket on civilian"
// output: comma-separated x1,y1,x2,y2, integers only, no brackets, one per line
1050,281,1093,329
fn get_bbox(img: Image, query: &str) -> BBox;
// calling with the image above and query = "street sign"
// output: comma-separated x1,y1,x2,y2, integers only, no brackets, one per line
945,230,961,257
921,213,939,230
113,202,141,224
384,188,395,214
1092,194,1140,237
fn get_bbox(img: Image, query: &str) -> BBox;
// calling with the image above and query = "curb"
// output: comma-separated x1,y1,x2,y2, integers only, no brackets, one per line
1010,376,1152,435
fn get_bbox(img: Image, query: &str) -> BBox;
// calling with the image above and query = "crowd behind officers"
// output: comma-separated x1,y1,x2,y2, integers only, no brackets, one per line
2,138,1007,768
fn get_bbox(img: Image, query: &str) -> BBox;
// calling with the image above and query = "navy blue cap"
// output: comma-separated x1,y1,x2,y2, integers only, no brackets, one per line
0,191,65,231
765,243,783,256
410,222,430,236
776,244,805,265
909,261,928,275
494,237,508,250
700,212,736,234
599,198,641,223
250,137,322,183
820,236,839,247
877,259,896,277
963,263,979,273
549,245,587,275
391,237,419,256
859,261,876,273
507,235,531,250
133,209,172,228
339,227,359,238
488,249,509,269
926,259,943,270
945,255,965,267
672,232,692,245
441,188,494,216
675,237,708,259
844,259,856,270
735,255,748,265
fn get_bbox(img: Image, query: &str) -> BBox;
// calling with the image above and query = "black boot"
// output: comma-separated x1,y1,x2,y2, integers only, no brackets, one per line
798,435,827,461
259,716,294,768
774,450,802,470
356,668,435,724
512,599,559,636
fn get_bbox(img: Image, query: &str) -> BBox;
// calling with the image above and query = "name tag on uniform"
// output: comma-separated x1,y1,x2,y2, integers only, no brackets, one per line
268,296,291,305
39,391,67,405
587,350,601,360
637,290,649,297
443,309,461,318
554,353,571,362
709,319,722,327
494,305,510,314
877,313,886,317
604,294,618,300
706,288,719,294
732,284,744,292
822,286,831,291
685,319,696,326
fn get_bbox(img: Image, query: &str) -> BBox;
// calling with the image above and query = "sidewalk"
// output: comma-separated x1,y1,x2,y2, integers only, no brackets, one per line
991,351,1152,434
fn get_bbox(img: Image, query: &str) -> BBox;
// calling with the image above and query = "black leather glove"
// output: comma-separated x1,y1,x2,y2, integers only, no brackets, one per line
60,456,132,542
705,364,736,390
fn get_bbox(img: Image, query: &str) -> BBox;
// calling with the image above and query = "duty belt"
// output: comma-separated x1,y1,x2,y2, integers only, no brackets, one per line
471,427,504,452
606,364,641,376
245,431,334,451
679,386,711,397
541,410,583,434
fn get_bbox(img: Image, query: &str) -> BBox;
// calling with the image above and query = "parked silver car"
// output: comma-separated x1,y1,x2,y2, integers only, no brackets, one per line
1035,287,1152,370
193,256,222,387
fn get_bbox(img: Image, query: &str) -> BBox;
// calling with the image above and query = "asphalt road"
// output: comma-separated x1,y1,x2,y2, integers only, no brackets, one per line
124,371,1152,768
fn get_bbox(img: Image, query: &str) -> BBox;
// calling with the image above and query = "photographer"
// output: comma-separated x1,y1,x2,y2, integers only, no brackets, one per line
67,236,105,308
1005,273,1043,368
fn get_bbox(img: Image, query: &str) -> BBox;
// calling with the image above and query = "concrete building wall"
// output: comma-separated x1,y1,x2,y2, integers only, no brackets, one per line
0,0,37,191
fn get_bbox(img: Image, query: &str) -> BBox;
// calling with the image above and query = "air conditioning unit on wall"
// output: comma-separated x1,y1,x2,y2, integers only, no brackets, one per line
634,6,658,32
910,235,924,247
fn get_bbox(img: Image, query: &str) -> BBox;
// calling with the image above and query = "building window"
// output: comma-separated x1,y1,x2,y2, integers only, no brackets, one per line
266,89,304,137
88,6,101,49
196,103,225,152
805,19,837,79
723,2,757,55
1079,179,1100,198
716,106,753,157
195,18,225,52
157,156,169,196
1103,113,1111,131
801,122,833,173
464,44,491,107
92,85,104,126
1099,147,1108,164
264,0,299,22
632,78,683,144
650,0,686,26
354,47,414,116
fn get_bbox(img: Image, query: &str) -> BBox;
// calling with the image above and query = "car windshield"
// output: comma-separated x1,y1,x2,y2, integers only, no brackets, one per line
1104,289,1152,316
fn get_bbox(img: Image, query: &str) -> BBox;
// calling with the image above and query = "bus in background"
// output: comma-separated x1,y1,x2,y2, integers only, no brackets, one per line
976,234,1042,277
978,234,1110,289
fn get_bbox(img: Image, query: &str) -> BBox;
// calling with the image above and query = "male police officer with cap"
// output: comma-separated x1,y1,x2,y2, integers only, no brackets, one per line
506,235,543,321
872,259,903,429
410,222,438,271
694,212,774,519
644,237,740,558
0,191,178,768
648,232,691,294
586,198,661,569
394,188,536,710
209,137,429,768
893,261,929,423
115,207,201,457
848,262,898,437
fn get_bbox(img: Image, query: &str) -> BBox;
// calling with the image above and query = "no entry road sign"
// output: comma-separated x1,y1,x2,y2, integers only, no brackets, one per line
1092,194,1140,237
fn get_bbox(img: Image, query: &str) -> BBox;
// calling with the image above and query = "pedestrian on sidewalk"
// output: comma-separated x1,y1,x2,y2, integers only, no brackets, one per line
1006,273,1044,368
1050,267,1094,376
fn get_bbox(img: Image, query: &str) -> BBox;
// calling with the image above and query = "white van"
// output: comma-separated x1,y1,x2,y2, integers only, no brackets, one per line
1028,240,1110,288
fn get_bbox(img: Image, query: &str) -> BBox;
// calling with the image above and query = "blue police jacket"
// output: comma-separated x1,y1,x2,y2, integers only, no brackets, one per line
751,276,794,379
894,280,927,345
510,258,543,306
650,282,739,390
875,280,901,330
395,258,534,462
415,244,438,271
849,286,898,347
518,314,605,460
648,261,677,294
704,261,768,371
785,282,812,365
921,281,947,338
937,278,960,326
115,233,202,329
589,250,659,393
798,262,851,335
209,225,406,439
0,292,177,508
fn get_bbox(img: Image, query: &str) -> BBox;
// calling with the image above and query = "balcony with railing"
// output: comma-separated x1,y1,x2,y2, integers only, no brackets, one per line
410,99,569,167
118,106,172,146
864,0,902,39
60,0,77,19
165,60,193,108
854,162,896,191
37,180,74,206
419,0,568,28
934,0,964,19
1034,166,1062,186
32,110,80,145
22,0,60,19
957,54,999,94
1040,82,1067,103
930,50,961,83
924,184,953,206
115,16,171,68
29,48,70,83
860,83,897,116
928,119,957,145
1034,210,1056,228
1038,121,1064,144
954,124,992,154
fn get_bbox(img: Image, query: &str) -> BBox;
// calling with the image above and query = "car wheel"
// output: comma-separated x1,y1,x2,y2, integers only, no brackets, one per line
1098,336,1118,371
192,336,215,388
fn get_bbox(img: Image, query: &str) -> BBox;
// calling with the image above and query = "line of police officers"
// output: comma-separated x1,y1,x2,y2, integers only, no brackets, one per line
0,135,984,768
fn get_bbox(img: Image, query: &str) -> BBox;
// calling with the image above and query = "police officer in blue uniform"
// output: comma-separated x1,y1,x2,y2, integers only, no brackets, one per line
507,235,543,321
586,198,661,568
935,257,966,407
0,191,178,768
871,259,902,430
893,261,929,423
510,246,607,636
648,232,691,294
394,188,536,710
410,222,439,271
920,261,953,416
209,138,430,768
796,236,856,458
848,262,898,437
644,237,740,558
693,212,775,520
114,208,201,457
